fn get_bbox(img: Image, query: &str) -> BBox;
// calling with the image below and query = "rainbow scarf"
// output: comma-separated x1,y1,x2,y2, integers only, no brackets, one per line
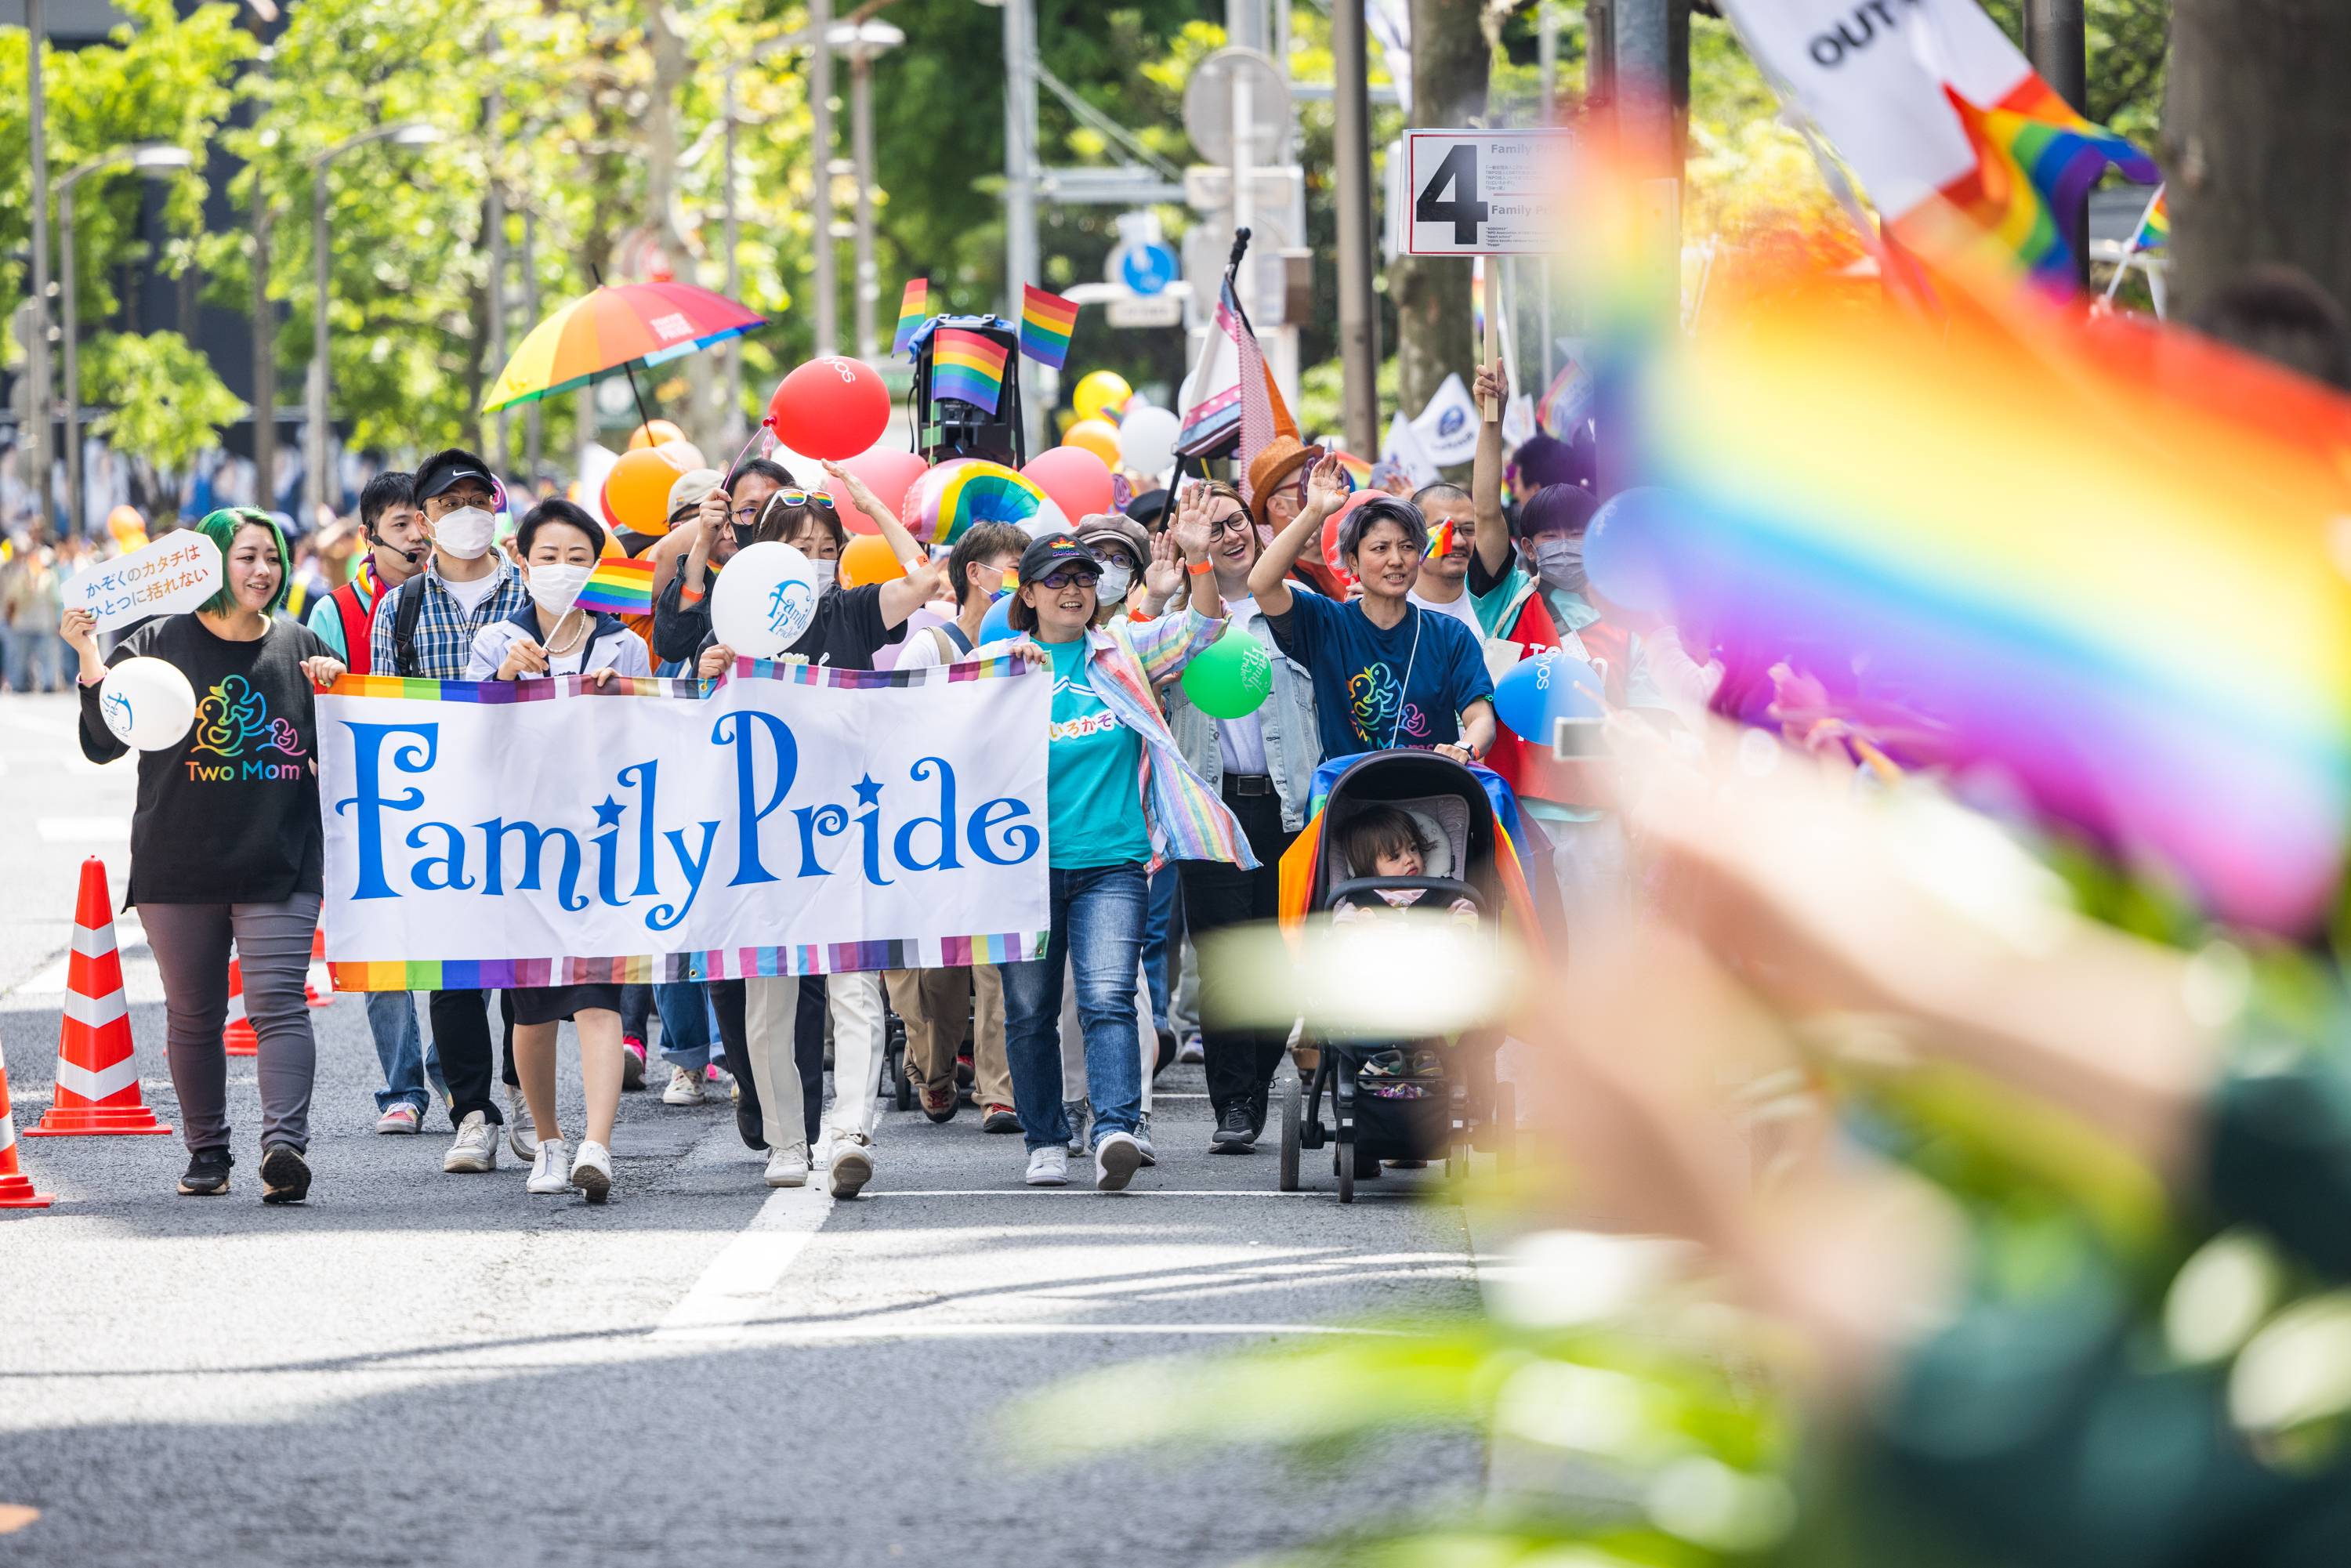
892,279,929,357
1929,76,2160,293
574,556,654,615
1020,284,1080,371
931,328,1009,414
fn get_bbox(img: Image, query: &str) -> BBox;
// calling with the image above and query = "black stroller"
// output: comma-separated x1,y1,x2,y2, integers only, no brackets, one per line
1276,751,1523,1201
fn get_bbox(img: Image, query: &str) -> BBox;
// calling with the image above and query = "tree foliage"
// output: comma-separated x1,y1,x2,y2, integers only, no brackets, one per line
79,329,246,473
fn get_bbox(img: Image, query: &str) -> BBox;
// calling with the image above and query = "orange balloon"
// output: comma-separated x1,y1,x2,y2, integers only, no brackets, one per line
836,533,904,590
603,445,687,533
1063,418,1121,469
628,419,686,450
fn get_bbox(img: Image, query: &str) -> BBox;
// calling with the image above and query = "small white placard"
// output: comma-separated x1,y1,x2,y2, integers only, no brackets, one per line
67,530,223,631
1403,130,1577,257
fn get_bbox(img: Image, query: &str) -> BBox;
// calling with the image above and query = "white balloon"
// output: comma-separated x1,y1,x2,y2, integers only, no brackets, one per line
709,541,820,659
1117,405,1182,476
98,657,197,751
1021,499,1074,541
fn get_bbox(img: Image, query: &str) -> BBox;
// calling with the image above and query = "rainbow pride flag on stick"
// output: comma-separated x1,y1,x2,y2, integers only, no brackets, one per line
1020,284,1080,371
892,279,929,357
574,556,655,615
931,328,1010,414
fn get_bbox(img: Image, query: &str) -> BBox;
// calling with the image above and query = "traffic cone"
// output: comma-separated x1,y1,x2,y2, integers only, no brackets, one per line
223,957,257,1056
304,926,332,1009
28,858,172,1137
0,1036,55,1208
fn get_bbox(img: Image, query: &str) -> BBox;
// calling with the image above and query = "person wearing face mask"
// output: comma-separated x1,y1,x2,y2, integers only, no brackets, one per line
651,458,788,666
694,461,944,1200
368,447,536,1176
1467,359,1679,960
458,500,650,1203
1072,513,1151,621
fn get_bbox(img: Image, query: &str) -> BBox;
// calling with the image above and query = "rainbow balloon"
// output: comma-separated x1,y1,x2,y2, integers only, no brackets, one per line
903,460,1046,546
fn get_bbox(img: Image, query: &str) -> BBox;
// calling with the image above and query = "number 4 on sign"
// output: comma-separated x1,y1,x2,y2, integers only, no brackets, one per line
1415,144,1488,247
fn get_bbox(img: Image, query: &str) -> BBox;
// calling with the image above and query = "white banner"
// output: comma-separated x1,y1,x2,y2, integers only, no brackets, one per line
317,660,1052,988
69,530,222,630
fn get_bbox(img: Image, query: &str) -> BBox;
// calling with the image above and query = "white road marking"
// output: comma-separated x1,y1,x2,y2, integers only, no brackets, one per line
650,1184,835,1341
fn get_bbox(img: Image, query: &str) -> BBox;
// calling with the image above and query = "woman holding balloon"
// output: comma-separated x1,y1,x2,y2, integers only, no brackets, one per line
65,507,346,1204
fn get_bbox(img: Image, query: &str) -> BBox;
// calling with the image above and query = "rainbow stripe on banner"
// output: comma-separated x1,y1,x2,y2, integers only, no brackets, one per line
1934,76,2160,292
893,278,929,357
574,556,654,614
931,327,1009,413
330,650,1036,706
1020,284,1079,370
332,929,1045,993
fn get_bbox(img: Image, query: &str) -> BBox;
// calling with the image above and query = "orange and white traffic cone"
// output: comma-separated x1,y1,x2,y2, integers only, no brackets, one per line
27,858,172,1138
0,1036,56,1208
223,957,258,1056
304,926,332,1009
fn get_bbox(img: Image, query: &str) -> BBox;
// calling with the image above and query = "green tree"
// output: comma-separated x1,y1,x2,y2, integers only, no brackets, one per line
78,329,246,474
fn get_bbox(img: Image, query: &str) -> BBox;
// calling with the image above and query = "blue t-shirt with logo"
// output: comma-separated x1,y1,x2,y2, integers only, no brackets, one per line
1268,591,1494,759
1045,637,1150,868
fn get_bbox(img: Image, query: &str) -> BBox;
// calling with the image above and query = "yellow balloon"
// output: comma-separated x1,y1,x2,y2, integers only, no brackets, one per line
1063,418,1122,469
1072,371,1132,425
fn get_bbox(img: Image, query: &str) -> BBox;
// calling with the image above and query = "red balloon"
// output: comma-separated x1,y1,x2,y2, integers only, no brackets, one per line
766,357,890,461
1319,491,1376,591
824,444,929,538
1021,446,1114,523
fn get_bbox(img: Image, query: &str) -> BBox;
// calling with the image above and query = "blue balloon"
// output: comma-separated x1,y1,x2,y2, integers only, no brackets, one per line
1583,487,1679,613
1494,650,1606,743
977,594,1016,648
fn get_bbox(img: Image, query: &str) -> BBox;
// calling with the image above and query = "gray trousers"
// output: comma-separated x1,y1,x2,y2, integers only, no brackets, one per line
141,893,322,1154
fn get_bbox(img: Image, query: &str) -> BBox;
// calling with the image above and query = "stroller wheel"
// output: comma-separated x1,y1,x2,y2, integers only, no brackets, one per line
1336,1134,1354,1204
1279,1074,1302,1192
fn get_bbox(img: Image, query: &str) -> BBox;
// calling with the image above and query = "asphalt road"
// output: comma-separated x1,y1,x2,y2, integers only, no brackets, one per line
0,693,1493,1567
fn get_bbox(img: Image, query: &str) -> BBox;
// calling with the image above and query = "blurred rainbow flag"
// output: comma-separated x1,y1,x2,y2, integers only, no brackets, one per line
892,280,929,357
2129,186,2171,252
1020,284,1080,371
1332,451,1374,491
575,556,654,615
1934,77,2161,292
931,328,1009,414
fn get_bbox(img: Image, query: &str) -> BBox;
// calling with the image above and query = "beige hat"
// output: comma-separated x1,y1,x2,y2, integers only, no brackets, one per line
665,467,725,522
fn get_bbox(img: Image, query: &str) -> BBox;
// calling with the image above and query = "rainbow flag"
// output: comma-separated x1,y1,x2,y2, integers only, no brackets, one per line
1020,284,1079,371
892,279,929,357
2130,186,2171,252
1929,78,2160,294
931,328,1010,414
1331,451,1374,491
1424,520,1454,559
574,556,654,615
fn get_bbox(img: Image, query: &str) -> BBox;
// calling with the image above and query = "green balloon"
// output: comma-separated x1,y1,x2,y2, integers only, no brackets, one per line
1181,630,1274,719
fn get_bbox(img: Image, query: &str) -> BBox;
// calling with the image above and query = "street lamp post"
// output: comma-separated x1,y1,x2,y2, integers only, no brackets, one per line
306,121,440,518
57,143,194,534
25,0,51,533
830,19,904,364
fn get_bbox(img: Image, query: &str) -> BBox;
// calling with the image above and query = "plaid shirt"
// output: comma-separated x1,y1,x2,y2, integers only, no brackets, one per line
367,556,532,679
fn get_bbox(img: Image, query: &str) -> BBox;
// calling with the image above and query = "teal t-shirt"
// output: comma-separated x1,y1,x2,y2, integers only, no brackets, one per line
1045,636,1149,868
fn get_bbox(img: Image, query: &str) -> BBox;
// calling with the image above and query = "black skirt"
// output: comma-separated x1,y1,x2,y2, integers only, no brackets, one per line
509,983,625,1027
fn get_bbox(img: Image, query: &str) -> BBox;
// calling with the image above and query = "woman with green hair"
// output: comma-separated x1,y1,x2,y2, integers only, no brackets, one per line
64,507,347,1205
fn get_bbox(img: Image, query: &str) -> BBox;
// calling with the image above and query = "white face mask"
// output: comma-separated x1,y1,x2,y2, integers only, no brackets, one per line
1096,562,1133,600
525,562,593,617
433,505,497,561
812,559,838,589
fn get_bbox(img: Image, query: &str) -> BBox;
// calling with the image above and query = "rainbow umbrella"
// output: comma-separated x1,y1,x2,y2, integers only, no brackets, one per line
480,281,764,413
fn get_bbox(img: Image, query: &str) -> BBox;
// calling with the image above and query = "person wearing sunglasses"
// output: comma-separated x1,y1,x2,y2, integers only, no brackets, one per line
691,461,944,1202
976,517,1255,1191
650,457,791,667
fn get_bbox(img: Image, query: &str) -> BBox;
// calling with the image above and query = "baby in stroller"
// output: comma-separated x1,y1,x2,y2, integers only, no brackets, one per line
1330,806,1480,927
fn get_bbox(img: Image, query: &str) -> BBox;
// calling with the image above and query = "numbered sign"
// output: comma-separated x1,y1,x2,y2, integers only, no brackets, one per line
1403,130,1575,256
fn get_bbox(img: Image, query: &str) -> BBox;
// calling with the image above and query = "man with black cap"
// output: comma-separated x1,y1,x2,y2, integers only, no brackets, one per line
367,447,534,1176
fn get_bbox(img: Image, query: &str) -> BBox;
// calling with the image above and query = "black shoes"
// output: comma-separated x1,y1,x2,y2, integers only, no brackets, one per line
737,1104,769,1151
260,1141,311,1204
1211,1102,1258,1152
177,1146,233,1197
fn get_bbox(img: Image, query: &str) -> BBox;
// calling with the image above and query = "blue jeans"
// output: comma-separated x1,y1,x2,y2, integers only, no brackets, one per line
654,980,712,1072
1140,863,1179,1034
1002,862,1148,1152
367,989,440,1114
11,628,60,693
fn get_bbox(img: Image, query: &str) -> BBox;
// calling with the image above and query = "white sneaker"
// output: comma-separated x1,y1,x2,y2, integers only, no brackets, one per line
828,1132,874,1199
1095,1131,1142,1192
1135,1112,1156,1168
443,1110,498,1173
1063,1097,1092,1155
374,1103,421,1135
662,1064,706,1105
1176,1034,1205,1064
506,1083,538,1159
764,1143,810,1187
527,1136,570,1195
1026,1146,1070,1186
571,1140,613,1204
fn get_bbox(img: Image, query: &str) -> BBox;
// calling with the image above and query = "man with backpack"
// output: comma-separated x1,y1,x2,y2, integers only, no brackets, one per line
365,449,533,1175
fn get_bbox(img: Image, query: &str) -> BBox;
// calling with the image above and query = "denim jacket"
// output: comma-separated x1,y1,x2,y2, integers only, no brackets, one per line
1162,605,1323,832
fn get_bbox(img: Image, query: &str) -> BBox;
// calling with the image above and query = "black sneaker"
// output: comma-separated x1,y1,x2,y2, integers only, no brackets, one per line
259,1141,311,1204
178,1146,234,1197
982,1103,1021,1135
737,1104,769,1151
1211,1102,1258,1152
1248,1090,1270,1140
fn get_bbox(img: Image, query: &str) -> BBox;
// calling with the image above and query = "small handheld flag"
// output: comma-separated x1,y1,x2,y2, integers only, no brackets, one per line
574,556,656,615
1020,284,1080,371
1424,520,1456,559
892,280,929,357
932,328,1011,414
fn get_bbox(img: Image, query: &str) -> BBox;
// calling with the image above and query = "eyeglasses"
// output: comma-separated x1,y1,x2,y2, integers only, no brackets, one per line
736,490,835,522
1204,514,1253,541
425,491,493,516
1034,570,1099,591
